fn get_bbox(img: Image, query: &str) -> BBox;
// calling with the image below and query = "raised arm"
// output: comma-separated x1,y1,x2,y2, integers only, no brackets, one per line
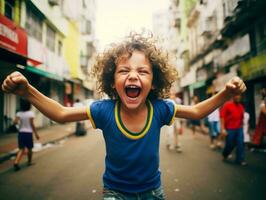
175,77,246,120
2,72,88,123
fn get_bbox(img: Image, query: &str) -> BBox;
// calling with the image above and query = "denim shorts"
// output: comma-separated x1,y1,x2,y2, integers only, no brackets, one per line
103,186,165,200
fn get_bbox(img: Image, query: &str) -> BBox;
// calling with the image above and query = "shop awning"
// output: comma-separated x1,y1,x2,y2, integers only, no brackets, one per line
189,80,206,90
26,65,64,81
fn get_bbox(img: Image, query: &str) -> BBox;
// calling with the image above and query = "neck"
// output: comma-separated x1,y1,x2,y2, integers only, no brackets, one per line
120,101,147,116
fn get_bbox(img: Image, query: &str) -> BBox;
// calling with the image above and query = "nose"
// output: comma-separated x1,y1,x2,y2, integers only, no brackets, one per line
128,71,138,80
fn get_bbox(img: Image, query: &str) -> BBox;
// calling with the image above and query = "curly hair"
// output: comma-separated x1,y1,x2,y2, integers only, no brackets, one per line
91,32,178,99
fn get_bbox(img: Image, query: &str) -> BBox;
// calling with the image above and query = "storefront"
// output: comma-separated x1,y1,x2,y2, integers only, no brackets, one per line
240,53,266,128
0,14,28,133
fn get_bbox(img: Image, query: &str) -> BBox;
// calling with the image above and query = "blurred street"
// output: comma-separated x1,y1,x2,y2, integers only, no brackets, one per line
0,125,265,200
0,0,266,200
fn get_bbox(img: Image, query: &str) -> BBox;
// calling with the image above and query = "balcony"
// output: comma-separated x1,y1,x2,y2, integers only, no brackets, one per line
222,0,266,37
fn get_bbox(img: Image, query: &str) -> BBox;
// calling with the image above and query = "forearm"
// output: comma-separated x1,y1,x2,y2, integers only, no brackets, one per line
31,123,37,135
193,88,230,119
26,85,87,123
176,89,230,120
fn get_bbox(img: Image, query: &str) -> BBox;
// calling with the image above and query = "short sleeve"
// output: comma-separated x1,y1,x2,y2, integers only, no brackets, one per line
16,112,21,118
29,111,35,118
153,99,177,127
86,100,114,130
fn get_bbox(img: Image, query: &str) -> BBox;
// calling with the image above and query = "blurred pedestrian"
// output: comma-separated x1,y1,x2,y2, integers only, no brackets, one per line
251,95,266,147
73,99,86,136
165,92,182,152
13,99,39,171
173,93,183,152
243,110,250,146
2,33,246,199
190,95,204,136
207,107,220,149
220,95,246,166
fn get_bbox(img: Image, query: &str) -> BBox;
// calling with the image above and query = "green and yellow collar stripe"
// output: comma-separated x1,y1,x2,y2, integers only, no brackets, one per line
169,104,178,126
115,101,153,140
86,104,96,129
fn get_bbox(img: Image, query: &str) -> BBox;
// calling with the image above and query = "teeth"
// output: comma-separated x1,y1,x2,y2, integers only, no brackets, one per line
126,85,139,88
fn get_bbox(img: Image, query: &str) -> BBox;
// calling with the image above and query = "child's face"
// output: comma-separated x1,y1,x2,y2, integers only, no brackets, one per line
114,50,153,110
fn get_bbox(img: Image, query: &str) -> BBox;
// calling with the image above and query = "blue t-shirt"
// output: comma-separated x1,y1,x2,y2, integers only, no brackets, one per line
86,99,177,193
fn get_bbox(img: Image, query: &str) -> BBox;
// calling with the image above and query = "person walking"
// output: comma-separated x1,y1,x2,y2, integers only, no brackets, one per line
73,99,86,136
13,99,39,171
220,94,247,166
207,107,220,149
173,93,183,152
165,92,183,152
243,110,250,146
251,95,266,147
190,95,201,136
2,33,246,199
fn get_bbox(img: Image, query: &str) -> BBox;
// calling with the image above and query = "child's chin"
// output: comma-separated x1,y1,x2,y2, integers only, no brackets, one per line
123,97,142,108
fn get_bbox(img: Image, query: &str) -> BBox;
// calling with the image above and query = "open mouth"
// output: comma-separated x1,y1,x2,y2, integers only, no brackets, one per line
125,85,141,98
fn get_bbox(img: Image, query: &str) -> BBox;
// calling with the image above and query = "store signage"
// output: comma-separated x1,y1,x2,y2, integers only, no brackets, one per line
240,53,266,80
0,14,27,56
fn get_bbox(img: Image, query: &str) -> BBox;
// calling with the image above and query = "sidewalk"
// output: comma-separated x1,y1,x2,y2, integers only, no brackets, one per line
0,123,76,163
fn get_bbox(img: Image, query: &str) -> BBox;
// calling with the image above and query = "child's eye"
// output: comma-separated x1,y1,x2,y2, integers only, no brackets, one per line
118,70,129,74
139,70,149,75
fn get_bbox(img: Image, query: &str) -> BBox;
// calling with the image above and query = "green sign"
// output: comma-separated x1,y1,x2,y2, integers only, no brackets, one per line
240,53,266,80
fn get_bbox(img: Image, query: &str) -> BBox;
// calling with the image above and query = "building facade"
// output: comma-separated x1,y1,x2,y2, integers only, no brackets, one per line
169,0,266,128
0,0,96,133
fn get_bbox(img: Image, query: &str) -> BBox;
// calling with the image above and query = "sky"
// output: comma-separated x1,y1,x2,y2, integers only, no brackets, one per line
95,0,170,51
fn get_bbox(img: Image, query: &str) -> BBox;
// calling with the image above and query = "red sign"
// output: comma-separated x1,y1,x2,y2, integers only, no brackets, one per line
0,14,27,56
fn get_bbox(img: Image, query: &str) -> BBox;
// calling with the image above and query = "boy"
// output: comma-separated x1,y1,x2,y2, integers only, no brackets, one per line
2,33,246,199
13,99,39,171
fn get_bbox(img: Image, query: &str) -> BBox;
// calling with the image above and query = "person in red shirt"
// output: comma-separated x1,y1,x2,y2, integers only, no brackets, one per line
220,94,246,166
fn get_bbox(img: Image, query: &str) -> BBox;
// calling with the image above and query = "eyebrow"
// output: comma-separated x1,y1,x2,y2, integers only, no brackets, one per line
117,65,150,69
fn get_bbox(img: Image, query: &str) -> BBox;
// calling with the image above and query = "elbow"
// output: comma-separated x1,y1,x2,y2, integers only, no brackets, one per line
190,109,206,120
191,114,204,120
50,110,68,124
53,118,66,124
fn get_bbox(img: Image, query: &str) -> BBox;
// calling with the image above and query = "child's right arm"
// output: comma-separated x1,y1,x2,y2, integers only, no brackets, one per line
220,117,227,137
2,72,88,123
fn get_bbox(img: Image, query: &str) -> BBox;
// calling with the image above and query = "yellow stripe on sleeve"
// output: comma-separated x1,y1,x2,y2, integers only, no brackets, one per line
86,104,96,129
169,104,178,126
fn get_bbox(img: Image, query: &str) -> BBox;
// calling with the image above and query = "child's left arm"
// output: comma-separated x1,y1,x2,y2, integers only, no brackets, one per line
30,118,39,140
13,116,19,125
175,77,246,120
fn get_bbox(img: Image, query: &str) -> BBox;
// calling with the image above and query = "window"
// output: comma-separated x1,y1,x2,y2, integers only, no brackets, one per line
86,42,94,57
257,21,266,53
5,0,15,20
25,6,43,41
81,19,91,34
58,40,62,56
82,0,87,8
46,25,56,51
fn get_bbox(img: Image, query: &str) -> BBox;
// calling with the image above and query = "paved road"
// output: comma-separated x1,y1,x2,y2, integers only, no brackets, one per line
0,127,265,199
